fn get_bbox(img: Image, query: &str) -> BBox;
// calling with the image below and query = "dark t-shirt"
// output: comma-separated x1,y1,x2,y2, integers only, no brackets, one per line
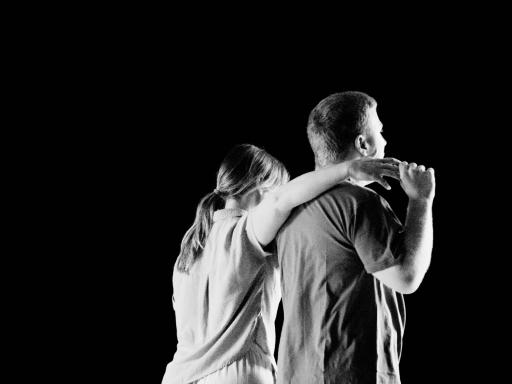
276,182,405,384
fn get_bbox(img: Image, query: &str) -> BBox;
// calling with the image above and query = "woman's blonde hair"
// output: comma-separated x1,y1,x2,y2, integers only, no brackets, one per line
176,144,289,273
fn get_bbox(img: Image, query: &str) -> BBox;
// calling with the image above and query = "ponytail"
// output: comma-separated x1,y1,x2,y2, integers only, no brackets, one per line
176,143,289,273
176,191,224,273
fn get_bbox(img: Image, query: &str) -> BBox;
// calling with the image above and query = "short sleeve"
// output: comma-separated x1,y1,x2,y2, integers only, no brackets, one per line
244,211,274,258
352,194,403,274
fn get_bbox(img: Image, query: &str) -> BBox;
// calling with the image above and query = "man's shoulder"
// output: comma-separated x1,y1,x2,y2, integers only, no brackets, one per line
286,182,381,221
319,181,380,204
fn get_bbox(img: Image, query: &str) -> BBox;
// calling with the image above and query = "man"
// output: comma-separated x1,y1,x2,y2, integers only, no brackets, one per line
276,91,435,384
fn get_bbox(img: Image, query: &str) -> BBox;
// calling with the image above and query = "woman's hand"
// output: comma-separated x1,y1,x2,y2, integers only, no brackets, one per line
348,157,402,190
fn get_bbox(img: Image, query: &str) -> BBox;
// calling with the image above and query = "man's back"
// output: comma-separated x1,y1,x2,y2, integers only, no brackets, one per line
276,182,405,384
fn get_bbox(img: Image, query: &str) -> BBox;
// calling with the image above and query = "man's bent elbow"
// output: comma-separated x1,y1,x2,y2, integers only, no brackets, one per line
399,271,425,294
373,261,429,294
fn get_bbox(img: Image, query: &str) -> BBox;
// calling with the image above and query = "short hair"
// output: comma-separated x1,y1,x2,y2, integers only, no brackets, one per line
307,91,376,167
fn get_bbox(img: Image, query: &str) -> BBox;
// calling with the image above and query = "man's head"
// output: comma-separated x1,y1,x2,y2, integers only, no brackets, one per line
307,91,387,168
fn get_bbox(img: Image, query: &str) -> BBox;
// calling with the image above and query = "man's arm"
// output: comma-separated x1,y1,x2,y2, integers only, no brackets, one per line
373,162,435,294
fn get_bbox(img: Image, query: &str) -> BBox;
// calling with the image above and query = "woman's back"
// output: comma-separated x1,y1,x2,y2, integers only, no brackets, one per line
163,209,279,383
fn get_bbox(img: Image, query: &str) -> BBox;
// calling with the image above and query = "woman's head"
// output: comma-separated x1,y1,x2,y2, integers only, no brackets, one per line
215,144,290,199
176,144,289,273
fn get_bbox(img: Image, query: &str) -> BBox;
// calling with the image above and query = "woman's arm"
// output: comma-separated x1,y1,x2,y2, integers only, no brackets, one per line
251,157,401,246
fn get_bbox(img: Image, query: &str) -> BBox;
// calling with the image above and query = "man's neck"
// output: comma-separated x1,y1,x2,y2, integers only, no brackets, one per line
319,154,371,187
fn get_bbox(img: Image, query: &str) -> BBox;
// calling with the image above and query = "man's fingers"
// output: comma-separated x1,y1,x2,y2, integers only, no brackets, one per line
399,162,407,177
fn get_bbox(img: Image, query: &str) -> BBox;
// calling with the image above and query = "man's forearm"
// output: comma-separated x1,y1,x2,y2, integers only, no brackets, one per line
401,198,434,287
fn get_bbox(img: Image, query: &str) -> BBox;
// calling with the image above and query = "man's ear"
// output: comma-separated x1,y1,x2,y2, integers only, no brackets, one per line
354,134,369,156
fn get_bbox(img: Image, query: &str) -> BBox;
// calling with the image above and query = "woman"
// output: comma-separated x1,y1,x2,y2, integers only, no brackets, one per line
162,144,399,384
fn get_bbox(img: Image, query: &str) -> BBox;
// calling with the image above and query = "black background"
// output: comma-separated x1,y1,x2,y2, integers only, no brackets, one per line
36,21,503,383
